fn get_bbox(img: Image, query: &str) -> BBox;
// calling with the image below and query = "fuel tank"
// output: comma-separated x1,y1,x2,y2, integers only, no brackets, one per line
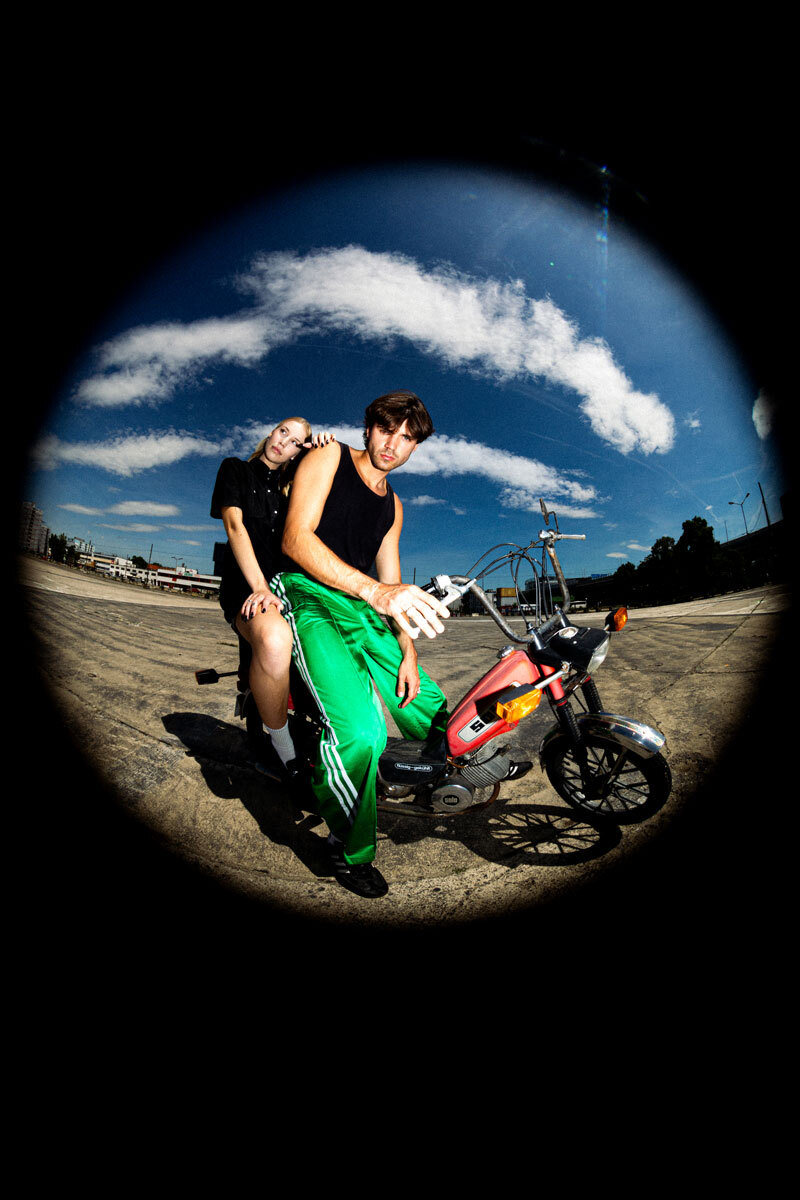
446,649,540,757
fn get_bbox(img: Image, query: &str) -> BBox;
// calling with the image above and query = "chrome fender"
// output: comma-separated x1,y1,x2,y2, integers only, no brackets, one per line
539,712,666,766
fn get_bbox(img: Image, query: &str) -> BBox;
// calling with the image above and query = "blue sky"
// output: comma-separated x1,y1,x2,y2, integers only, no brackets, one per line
25,161,784,588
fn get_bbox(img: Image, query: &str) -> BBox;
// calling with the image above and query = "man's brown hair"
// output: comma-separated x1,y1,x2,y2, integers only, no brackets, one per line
363,390,435,445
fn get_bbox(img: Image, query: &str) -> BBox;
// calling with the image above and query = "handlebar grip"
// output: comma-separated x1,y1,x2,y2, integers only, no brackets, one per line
422,573,479,609
422,576,467,608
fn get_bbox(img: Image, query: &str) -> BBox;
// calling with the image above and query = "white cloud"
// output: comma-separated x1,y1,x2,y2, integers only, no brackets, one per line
497,491,600,519
607,552,629,559
76,365,175,408
626,542,650,551
108,501,181,516
58,503,105,515
222,422,595,515
76,316,289,407
166,524,217,532
242,248,675,455
97,317,276,371
32,431,230,477
76,246,676,456
100,523,162,533
34,421,599,515
398,433,597,506
752,389,775,439
407,494,466,516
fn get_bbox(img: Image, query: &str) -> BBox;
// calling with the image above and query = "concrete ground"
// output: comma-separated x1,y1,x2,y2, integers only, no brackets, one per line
16,555,792,940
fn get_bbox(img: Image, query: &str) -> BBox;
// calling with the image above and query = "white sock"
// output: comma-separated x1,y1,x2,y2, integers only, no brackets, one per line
264,721,297,766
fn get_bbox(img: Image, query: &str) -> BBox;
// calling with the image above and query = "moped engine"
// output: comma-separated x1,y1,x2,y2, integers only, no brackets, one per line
377,739,512,815
430,745,514,813
456,743,515,789
430,778,476,813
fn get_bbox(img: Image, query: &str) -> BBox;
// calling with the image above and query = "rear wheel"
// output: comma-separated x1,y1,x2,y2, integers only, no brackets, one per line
543,733,671,824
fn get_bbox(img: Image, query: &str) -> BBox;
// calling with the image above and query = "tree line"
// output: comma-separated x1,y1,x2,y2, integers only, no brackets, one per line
600,516,784,607
47,533,78,566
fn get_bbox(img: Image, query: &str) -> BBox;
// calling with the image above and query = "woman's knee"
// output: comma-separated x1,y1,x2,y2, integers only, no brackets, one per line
248,612,293,670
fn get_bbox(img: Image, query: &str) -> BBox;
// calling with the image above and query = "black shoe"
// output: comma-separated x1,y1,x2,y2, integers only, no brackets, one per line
281,757,315,808
251,733,283,775
253,746,310,803
282,757,303,781
326,843,389,898
504,759,533,781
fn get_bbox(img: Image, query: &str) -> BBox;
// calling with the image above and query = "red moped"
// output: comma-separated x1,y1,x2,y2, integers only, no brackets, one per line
198,500,671,825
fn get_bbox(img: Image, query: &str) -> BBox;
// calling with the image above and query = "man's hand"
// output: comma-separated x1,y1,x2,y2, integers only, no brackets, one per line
240,589,283,622
396,654,421,708
364,581,450,640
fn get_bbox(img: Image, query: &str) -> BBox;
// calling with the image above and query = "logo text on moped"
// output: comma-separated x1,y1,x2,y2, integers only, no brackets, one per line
458,716,496,743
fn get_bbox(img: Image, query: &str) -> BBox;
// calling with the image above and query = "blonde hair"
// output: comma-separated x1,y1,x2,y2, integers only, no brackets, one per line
248,417,312,462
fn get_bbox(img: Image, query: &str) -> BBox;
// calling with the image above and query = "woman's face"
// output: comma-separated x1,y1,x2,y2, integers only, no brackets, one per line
262,420,308,467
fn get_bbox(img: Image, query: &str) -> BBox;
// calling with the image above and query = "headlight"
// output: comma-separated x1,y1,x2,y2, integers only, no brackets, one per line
546,626,610,675
586,635,610,674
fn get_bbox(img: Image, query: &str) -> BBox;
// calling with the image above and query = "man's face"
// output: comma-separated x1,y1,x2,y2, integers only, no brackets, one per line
365,419,418,473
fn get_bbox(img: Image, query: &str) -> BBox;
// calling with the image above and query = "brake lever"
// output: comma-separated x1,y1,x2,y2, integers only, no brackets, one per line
422,574,475,608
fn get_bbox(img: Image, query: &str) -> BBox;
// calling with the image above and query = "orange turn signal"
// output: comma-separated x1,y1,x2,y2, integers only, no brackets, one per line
496,689,542,724
606,606,628,631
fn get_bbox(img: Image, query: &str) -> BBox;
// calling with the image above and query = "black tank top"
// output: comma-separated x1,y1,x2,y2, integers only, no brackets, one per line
297,444,396,576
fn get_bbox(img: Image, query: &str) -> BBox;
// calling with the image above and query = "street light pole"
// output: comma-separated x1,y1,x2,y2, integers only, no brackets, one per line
729,493,750,535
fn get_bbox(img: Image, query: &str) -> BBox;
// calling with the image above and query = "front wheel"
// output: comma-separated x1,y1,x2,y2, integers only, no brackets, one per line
542,733,671,824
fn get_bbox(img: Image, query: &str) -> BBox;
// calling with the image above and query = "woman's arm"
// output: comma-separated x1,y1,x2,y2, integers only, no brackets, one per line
221,506,283,619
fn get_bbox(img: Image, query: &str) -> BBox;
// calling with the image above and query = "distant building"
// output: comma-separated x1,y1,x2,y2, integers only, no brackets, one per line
496,587,518,610
19,502,50,555
74,551,220,595
77,550,120,574
150,567,219,595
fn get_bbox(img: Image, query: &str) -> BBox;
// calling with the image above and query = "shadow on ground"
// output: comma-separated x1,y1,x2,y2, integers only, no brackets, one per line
162,710,621,878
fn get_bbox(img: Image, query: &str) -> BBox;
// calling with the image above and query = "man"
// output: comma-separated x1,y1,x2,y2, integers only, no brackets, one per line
276,390,452,899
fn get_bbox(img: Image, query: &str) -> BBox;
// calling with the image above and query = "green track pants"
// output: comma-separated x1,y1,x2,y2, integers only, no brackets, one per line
274,572,448,864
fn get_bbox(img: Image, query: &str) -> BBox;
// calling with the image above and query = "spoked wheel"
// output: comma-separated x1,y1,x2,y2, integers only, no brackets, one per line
543,733,671,824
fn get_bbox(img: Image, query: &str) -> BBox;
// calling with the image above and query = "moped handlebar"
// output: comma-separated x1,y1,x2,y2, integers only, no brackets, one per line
423,503,586,645
425,575,560,647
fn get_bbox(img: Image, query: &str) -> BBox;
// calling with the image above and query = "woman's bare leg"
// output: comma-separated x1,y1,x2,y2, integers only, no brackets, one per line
235,606,293,732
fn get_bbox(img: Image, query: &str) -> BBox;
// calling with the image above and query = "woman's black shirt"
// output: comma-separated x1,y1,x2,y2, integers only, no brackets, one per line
210,456,287,621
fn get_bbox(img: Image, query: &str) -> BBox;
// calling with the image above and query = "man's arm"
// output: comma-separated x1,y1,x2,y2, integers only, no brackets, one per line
373,497,423,707
281,443,450,640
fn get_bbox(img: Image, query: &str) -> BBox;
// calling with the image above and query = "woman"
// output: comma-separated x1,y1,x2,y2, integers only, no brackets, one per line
210,418,334,776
